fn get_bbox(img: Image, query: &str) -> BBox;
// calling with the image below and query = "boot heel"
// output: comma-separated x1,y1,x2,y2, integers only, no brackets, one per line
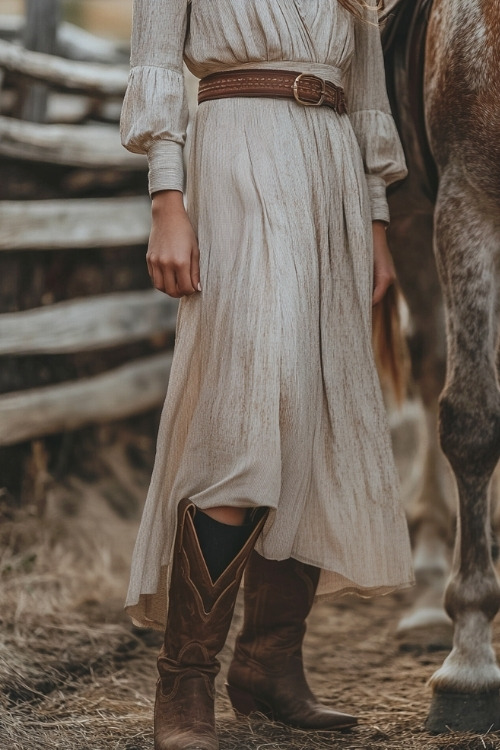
225,682,273,719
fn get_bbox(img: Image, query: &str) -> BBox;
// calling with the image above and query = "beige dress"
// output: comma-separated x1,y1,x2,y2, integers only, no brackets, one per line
120,0,414,630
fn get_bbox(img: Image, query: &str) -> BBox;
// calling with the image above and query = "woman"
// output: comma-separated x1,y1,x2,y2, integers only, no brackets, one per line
120,1,414,748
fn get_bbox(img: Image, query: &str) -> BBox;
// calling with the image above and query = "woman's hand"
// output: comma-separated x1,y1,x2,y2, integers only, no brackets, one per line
372,220,396,306
147,190,201,298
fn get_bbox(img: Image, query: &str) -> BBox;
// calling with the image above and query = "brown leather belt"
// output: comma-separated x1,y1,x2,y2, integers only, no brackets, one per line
198,69,348,115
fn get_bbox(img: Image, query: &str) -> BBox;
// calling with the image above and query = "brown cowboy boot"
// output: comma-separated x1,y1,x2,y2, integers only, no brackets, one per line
155,500,268,750
226,552,357,730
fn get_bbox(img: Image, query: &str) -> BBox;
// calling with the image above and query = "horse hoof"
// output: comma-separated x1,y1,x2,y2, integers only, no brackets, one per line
425,690,500,733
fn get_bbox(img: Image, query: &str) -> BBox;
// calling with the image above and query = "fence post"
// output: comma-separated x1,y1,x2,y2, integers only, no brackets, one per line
21,0,61,122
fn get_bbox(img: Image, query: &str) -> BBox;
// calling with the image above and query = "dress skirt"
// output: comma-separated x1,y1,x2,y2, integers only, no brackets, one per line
124,67,414,630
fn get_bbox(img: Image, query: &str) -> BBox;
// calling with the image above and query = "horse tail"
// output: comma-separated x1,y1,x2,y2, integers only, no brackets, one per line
372,283,410,406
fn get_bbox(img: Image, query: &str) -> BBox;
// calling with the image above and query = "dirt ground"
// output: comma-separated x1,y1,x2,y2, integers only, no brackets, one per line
1,415,500,750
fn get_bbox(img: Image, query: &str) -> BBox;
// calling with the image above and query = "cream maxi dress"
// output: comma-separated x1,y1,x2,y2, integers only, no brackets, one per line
120,0,414,630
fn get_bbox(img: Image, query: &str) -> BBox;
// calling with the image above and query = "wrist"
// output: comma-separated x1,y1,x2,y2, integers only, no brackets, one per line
151,189,185,216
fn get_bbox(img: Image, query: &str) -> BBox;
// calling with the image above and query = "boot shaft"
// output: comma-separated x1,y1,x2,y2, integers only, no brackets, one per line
162,501,269,664
154,501,269,750
237,553,320,662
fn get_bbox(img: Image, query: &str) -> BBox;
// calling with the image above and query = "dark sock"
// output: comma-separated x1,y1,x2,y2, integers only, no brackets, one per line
193,509,254,583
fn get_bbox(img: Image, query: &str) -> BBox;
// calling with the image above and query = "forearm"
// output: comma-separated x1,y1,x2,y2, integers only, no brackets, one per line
372,221,395,306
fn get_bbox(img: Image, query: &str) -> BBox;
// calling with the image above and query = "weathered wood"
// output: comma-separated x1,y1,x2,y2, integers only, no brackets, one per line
0,197,151,250
56,23,129,64
21,0,60,122
0,17,128,64
0,116,146,168
1,91,123,125
23,1,60,55
45,93,92,124
0,40,129,97
0,352,172,446
0,15,22,42
0,290,177,355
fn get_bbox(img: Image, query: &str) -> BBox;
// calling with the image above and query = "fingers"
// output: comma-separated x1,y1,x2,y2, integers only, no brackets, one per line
191,242,201,292
149,256,168,294
147,244,202,298
372,224,396,306
372,271,395,306
173,262,197,297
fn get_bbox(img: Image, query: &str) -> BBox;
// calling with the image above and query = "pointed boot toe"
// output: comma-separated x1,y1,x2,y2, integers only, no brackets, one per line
226,672,358,730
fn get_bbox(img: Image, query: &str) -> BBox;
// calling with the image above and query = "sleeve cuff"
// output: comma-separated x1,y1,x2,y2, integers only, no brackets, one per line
147,140,185,196
365,174,390,224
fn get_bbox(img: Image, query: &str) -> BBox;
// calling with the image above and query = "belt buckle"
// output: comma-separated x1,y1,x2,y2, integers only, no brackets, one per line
293,73,326,106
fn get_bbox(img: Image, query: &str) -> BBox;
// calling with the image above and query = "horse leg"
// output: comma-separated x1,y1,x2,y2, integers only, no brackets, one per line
492,466,500,561
492,349,500,556
411,407,453,581
389,211,454,648
397,404,455,649
425,172,500,733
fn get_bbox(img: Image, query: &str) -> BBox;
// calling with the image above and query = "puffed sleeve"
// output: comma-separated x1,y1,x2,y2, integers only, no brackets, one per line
120,0,190,196
342,0,407,223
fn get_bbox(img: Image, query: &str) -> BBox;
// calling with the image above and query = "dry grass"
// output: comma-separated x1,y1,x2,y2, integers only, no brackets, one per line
1,443,500,749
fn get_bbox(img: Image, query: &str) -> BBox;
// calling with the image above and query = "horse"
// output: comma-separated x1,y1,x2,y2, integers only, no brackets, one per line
382,0,458,653
382,0,500,733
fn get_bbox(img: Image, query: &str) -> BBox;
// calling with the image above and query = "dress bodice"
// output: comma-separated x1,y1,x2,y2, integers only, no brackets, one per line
185,0,354,80
120,0,407,211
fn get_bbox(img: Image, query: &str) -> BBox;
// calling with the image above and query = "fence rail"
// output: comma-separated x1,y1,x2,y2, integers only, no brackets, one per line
0,197,151,250
0,291,177,355
0,116,146,168
0,353,173,446
0,16,128,64
0,39,129,96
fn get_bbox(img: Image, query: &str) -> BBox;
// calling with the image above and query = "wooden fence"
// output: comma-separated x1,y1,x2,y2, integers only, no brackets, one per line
0,1,176,448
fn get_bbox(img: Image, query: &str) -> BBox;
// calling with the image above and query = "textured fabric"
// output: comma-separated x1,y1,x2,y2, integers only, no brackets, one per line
120,0,414,630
